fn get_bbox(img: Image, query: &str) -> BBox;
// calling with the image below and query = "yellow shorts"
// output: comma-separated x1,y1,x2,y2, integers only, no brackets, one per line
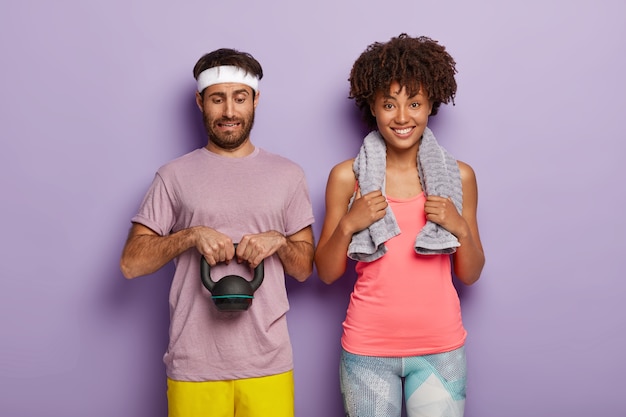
167,370,294,417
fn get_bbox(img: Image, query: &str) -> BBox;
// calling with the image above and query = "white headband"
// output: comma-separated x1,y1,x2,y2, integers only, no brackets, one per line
196,65,260,92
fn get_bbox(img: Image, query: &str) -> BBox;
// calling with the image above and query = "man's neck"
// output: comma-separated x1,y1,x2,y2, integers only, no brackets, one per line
205,140,255,158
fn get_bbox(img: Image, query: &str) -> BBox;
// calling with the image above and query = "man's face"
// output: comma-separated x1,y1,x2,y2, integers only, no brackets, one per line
196,83,258,151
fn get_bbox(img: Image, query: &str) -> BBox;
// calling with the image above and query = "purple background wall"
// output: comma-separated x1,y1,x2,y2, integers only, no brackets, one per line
1,1,625,416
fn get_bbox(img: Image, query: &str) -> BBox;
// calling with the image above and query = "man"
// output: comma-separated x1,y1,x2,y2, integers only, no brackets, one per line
120,48,315,417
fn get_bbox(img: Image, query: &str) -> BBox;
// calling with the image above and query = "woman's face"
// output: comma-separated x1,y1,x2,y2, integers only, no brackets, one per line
370,81,432,152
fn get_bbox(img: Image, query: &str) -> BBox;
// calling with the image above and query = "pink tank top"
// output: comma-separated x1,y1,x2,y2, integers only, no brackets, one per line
341,192,466,356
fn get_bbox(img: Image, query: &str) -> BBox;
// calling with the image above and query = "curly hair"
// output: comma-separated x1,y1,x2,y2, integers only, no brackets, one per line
193,48,263,95
349,34,457,129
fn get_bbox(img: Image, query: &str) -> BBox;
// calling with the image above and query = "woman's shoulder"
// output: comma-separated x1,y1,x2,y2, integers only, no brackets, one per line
331,158,354,173
326,159,357,194
456,160,479,198
457,160,477,182
329,159,356,181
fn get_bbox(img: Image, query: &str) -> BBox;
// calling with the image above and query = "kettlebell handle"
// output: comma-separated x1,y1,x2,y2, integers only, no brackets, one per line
200,243,265,293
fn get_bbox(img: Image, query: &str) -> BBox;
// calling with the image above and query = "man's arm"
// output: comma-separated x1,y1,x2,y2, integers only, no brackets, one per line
276,226,315,282
236,226,315,282
119,223,235,279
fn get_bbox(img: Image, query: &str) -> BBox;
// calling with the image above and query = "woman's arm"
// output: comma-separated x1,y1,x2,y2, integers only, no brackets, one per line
451,162,485,284
424,161,485,285
314,160,388,284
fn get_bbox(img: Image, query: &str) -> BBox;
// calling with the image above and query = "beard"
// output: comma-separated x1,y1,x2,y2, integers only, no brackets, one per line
203,111,255,150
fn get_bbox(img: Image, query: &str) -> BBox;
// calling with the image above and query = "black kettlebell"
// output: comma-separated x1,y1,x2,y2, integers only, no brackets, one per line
200,244,264,311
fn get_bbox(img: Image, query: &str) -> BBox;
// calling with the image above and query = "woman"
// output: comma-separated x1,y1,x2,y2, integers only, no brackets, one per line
314,34,485,417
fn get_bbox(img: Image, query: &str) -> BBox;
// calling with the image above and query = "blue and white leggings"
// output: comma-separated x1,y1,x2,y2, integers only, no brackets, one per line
340,346,466,417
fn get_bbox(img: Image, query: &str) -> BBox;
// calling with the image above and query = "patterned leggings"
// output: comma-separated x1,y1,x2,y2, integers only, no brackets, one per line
340,346,466,417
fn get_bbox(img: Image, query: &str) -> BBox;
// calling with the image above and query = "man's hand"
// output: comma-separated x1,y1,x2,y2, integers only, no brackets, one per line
235,231,287,268
194,226,235,266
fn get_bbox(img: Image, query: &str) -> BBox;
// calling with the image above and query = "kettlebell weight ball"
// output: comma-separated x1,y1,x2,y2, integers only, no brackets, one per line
200,243,265,311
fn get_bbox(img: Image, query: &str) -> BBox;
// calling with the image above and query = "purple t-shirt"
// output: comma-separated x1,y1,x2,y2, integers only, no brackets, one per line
132,147,314,381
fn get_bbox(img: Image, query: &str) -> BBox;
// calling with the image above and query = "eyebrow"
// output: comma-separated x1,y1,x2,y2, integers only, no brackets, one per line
382,92,423,100
207,88,251,99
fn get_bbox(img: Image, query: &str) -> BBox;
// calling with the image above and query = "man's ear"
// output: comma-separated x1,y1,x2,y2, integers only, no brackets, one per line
253,90,261,109
195,91,204,111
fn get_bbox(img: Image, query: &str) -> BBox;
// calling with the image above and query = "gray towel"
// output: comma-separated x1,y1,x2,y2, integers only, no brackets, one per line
347,127,462,262
347,131,401,262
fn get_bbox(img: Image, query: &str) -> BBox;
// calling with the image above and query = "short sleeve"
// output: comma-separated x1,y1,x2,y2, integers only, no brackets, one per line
131,173,177,236
283,172,315,237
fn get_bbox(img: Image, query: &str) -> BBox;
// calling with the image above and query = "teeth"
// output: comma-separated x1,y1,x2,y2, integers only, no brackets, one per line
395,128,412,134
